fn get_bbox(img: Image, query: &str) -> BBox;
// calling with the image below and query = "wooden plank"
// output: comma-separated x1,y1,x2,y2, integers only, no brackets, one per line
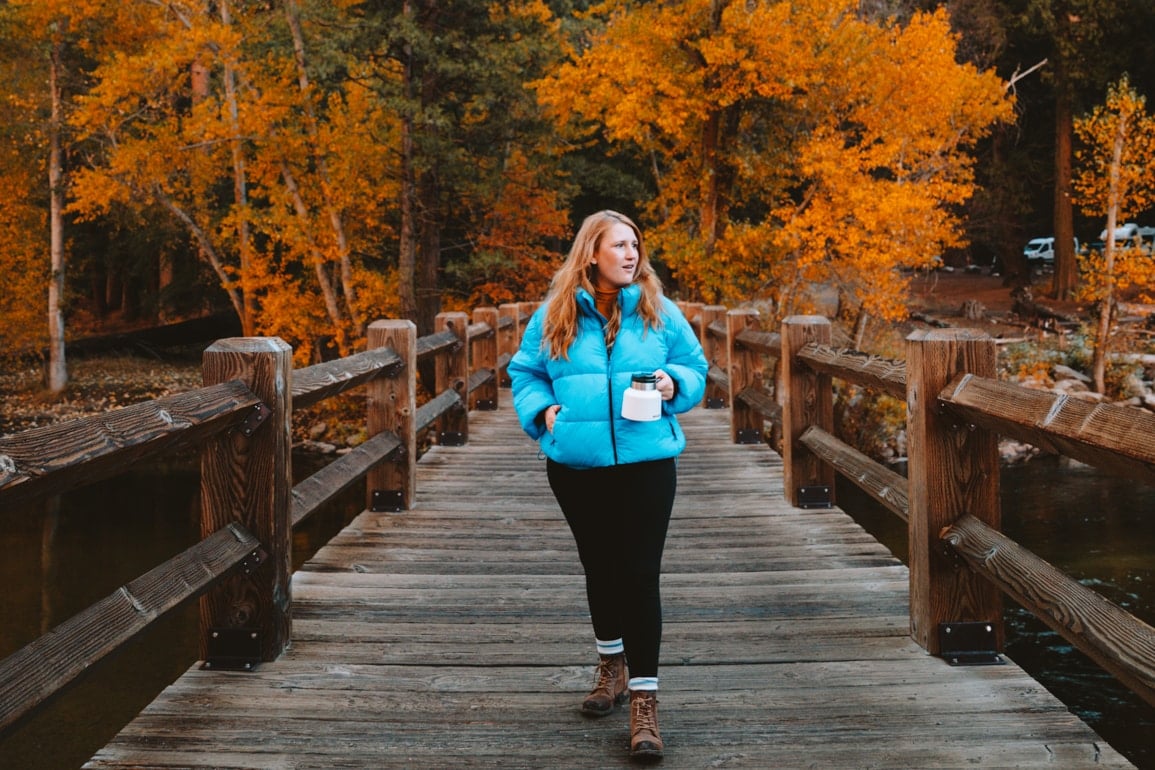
289,430,402,528
0,523,260,733
291,346,402,410
796,341,907,399
800,425,909,521
86,403,1135,769
0,380,258,508
943,514,1155,708
941,373,1155,485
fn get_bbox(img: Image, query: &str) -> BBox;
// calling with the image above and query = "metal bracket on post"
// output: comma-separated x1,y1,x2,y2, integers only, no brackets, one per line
736,428,762,445
238,402,272,437
439,431,466,446
797,485,831,509
476,399,497,411
371,489,404,512
706,397,726,409
938,622,1004,666
240,546,268,575
202,628,261,671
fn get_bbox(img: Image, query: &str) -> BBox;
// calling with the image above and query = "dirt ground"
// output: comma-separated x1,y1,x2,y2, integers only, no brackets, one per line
904,267,1085,339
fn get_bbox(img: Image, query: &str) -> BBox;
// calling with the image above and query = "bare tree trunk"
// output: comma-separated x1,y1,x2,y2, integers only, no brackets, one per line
852,306,870,351
1051,87,1078,300
1093,113,1127,394
282,0,361,335
220,0,256,335
417,169,441,334
158,189,246,326
397,0,419,328
47,30,68,393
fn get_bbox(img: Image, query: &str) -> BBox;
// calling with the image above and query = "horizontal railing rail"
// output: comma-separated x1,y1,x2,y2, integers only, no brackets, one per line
0,304,529,735
690,306,1155,709
0,380,261,508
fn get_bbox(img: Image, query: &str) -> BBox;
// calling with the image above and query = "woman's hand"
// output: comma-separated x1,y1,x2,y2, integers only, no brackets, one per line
544,404,561,433
653,369,675,401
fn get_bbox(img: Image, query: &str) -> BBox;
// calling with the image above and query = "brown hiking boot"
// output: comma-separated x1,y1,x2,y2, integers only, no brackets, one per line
580,653,627,716
629,690,663,762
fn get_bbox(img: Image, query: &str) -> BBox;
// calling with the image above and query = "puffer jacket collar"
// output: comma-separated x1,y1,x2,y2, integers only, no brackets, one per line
576,283,642,319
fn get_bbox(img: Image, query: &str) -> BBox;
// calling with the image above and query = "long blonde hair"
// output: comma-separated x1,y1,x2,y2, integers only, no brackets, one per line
541,210,665,359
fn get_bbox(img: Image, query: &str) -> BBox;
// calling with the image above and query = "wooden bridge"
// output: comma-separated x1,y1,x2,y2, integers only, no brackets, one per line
3,304,1153,767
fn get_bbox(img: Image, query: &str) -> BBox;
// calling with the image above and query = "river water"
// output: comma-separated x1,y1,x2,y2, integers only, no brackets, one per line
1,452,1153,768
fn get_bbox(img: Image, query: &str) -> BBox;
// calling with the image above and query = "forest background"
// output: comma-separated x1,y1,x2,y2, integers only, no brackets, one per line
3,0,1155,394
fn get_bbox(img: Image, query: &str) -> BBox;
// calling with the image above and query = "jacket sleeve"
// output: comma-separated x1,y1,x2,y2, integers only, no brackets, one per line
661,301,708,415
507,309,557,441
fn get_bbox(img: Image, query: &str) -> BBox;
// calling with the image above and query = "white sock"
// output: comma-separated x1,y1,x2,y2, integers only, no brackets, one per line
629,676,658,692
596,637,624,656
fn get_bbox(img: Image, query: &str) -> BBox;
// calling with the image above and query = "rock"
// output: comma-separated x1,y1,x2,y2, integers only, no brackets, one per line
296,440,338,455
1052,364,1091,383
1052,378,1090,394
308,421,329,440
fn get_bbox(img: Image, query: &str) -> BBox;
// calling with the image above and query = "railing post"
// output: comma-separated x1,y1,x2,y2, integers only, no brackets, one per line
701,304,728,407
367,320,417,511
780,316,835,508
906,329,1002,654
471,306,500,409
498,303,522,386
200,337,293,666
727,308,763,444
435,310,469,444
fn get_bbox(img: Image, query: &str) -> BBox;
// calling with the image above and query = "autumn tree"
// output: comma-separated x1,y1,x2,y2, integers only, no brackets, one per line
1014,0,1155,300
1072,76,1155,394
68,0,404,360
536,1,1011,338
0,0,158,387
351,0,571,332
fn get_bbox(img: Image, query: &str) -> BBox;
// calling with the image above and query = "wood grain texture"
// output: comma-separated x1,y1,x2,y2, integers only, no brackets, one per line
0,380,258,508
796,342,907,400
86,403,1133,769
940,373,1155,485
943,514,1155,708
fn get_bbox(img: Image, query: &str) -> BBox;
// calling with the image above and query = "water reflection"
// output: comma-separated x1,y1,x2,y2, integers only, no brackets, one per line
839,455,1155,769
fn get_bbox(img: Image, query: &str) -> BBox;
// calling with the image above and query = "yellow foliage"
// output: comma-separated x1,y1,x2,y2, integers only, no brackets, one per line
1074,247,1155,306
534,0,1012,320
463,148,568,308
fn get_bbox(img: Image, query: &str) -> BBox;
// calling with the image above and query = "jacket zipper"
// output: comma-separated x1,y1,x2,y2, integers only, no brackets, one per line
605,333,619,465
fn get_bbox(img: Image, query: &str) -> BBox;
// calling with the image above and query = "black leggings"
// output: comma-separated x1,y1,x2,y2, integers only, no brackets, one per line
547,458,677,678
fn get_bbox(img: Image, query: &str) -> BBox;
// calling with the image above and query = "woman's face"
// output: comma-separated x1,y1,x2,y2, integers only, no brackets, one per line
592,222,639,291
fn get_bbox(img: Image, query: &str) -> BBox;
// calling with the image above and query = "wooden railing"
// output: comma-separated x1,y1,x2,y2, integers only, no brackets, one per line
0,303,533,734
683,303,1155,709
6,295,1154,735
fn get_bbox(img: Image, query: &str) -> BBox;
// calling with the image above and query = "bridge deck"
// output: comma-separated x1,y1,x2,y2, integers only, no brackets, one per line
85,404,1133,768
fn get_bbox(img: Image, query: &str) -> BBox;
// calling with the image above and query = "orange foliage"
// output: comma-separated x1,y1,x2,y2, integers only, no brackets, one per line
462,149,568,308
535,0,1012,321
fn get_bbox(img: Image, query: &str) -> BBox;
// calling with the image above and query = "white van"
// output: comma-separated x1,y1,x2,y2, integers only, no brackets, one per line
1023,236,1079,264
1098,223,1153,253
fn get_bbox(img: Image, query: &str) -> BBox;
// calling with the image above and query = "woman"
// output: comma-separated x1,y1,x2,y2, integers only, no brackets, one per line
508,210,707,762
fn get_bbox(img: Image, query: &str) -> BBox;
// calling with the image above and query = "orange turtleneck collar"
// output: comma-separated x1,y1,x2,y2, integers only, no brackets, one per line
594,286,619,319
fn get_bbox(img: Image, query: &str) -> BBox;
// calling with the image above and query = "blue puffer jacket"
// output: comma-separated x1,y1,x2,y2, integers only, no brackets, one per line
509,284,708,469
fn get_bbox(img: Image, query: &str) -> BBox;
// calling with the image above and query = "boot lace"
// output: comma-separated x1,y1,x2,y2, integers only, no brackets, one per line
632,693,658,735
593,656,620,695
